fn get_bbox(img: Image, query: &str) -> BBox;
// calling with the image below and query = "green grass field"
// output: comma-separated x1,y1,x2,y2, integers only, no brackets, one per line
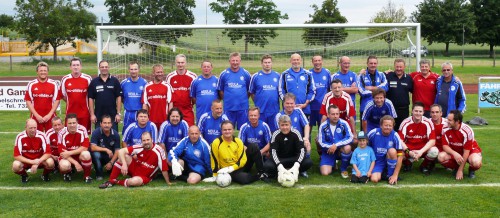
0,94,498,217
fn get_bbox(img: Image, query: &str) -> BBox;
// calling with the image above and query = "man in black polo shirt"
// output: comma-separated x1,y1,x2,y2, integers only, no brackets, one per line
88,60,122,131
90,115,121,180
385,59,413,130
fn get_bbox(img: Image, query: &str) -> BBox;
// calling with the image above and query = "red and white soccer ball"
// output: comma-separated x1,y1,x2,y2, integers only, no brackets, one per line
216,173,232,187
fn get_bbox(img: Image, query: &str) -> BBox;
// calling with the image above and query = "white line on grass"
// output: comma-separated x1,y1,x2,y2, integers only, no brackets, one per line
1,183,499,191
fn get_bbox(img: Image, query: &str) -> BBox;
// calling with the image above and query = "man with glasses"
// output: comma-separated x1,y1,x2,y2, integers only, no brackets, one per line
434,62,466,117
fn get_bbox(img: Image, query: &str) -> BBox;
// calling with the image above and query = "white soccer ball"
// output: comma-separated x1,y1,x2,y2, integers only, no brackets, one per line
280,171,296,188
216,173,232,187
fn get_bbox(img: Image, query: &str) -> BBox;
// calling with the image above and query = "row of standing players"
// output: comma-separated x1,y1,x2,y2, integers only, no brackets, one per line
15,53,480,186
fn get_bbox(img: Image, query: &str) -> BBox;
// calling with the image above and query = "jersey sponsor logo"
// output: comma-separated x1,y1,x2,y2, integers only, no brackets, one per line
133,138,142,145
148,95,166,99
194,149,201,158
376,147,387,154
247,138,260,144
173,87,188,91
450,142,463,147
168,137,180,143
207,129,220,135
228,82,243,89
66,89,87,93
127,92,142,97
406,135,427,139
23,148,43,153
262,85,276,91
200,90,215,96
140,161,156,169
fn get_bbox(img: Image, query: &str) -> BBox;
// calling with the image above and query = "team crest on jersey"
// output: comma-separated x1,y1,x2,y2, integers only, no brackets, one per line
431,81,435,84
273,78,278,82
258,130,263,135
240,76,244,81
198,78,202,81
212,83,216,87
99,139,104,144
382,110,386,114
294,117,298,122
300,76,305,81
110,141,115,146
388,141,394,147
194,149,201,158
178,129,182,135
451,86,456,91
336,128,342,133
140,86,144,90
322,76,327,81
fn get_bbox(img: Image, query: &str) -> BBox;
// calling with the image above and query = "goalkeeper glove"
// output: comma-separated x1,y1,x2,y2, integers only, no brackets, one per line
218,166,234,174
171,160,184,177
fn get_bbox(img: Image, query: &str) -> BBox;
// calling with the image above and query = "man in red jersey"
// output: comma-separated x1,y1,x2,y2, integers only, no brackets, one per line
60,57,92,133
25,62,61,132
438,110,482,180
12,119,55,183
45,116,64,169
166,54,197,126
428,104,448,173
99,131,171,188
410,59,439,118
142,64,173,129
57,113,93,183
398,102,437,175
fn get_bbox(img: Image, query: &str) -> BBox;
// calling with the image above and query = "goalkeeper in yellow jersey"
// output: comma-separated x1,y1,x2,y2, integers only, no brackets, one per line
208,120,265,184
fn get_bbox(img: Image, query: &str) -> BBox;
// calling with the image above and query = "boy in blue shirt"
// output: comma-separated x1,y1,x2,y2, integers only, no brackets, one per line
350,131,376,183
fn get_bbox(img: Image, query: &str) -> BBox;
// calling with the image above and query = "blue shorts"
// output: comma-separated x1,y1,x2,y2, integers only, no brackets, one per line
309,110,322,127
260,112,278,128
319,149,340,166
372,159,387,173
188,164,207,177
225,110,248,130
123,110,137,134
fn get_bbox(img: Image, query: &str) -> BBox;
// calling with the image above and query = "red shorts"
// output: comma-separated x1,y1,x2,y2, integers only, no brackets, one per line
58,155,83,163
178,106,194,126
22,163,45,170
128,162,152,185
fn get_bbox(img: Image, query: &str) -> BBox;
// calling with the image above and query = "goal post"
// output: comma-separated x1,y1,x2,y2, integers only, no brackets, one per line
96,23,421,79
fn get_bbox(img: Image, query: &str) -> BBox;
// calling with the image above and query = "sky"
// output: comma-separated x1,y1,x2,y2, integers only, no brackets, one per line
1,0,424,24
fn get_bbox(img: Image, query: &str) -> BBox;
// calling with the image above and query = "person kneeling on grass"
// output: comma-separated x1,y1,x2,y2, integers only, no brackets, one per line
350,131,376,183
12,119,55,183
367,115,403,185
99,131,170,189
168,126,212,184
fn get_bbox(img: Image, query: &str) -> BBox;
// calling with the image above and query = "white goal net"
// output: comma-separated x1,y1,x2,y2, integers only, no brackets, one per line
96,23,421,80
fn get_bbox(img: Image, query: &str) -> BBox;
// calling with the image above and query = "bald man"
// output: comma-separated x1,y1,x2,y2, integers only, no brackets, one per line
168,126,212,184
12,119,55,183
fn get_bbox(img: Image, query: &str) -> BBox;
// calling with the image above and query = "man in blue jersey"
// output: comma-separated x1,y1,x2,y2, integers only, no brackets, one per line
90,115,120,180
168,126,212,184
358,56,388,131
362,88,397,133
368,115,403,185
158,108,189,154
120,61,148,134
190,60,219,123
309,55,331,130
318,105,354,178
274,93,311,177
239,107,272,158
198,99,229,144
332,56,358,105
279,53,316,118
122,109,158,147
217,52,251,130
249,54,280,125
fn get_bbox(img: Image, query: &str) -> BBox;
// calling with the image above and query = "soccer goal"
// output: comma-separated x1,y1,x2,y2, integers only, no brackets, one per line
96,23,421,79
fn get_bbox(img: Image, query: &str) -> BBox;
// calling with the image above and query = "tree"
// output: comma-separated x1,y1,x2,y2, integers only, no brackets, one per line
368,0,407,57
15,0,96,61
302,0,348,55
470,0,500,58
0,14,15,37
412,0,476,56
105,0,196,57
210,0,288,53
